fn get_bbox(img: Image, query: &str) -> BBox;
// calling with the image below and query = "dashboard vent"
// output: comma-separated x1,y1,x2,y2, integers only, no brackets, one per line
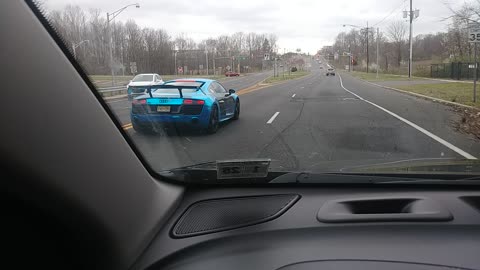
172,194,300,238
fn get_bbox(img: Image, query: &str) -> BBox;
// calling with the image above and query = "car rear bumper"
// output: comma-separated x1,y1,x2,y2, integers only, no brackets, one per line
131,110,210,128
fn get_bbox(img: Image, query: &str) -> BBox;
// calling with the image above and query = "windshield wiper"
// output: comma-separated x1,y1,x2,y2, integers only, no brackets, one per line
158,161,480,185
271,172,480,184
373,175,480,184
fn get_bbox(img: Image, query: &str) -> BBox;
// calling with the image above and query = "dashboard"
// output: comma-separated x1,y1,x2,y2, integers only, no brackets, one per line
134,187,480,270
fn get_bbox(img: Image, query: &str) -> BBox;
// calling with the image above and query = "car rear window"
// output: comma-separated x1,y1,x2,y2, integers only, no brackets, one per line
132,75,153,82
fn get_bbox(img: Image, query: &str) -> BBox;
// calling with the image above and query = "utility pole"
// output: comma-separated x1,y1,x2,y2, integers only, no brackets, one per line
72,43,76,59
274,57,277,77
349,45,352,72
72,40,89,62
205,49,209,75
213,48,216,75
107,13,115,86
376,27,379,79
174,50,178,76
106,4,140,86
408,0,413,78
475,42,478,103
366,21,369,73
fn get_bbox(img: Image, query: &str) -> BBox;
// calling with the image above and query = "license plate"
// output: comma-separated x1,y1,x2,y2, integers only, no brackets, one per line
157,106,170,112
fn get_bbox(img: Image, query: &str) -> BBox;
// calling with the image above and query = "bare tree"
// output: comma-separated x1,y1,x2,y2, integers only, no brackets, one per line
387,21,407,67
45,4,278,75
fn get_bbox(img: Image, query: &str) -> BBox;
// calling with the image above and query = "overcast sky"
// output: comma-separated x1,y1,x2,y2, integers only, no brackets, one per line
42,0,464,54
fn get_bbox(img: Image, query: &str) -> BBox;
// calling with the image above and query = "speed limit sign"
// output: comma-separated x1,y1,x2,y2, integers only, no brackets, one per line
468,23,480,43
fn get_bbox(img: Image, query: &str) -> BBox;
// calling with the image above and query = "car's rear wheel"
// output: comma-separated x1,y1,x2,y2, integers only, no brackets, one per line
206,106,219,134
233,100,240,120
132,120,154,134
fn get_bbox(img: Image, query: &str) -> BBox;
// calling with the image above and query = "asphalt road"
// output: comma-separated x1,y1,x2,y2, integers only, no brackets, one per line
106,61,480,173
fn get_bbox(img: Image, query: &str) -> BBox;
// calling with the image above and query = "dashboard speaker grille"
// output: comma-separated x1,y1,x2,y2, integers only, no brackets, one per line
172,194,300,238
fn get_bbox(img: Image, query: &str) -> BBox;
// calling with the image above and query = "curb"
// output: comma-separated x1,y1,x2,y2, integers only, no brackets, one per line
346,73,479,111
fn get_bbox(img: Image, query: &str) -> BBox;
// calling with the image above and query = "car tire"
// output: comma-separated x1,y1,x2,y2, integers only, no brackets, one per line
132,120,154,134
132,123,153,134
233,100,240,120
206,106,219,134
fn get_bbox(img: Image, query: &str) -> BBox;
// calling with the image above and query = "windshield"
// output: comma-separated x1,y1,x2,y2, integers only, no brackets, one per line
132,75,153,82
40,0,480,183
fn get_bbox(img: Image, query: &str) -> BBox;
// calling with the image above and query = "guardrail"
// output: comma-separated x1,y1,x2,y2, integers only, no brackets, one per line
97,86,127,97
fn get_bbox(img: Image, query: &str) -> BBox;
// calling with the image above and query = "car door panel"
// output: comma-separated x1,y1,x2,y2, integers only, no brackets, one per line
210,82,229,119
216,83,234,118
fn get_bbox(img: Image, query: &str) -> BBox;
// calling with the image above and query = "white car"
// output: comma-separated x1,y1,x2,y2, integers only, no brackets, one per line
127,73,164,100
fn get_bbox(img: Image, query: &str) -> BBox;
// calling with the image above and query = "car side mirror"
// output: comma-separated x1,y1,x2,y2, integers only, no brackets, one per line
229,89,235,94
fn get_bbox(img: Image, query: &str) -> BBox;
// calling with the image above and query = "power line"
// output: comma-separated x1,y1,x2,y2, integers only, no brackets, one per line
373,0,408,27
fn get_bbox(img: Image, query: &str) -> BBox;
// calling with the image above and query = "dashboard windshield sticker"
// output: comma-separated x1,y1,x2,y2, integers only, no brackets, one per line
217,159,271,179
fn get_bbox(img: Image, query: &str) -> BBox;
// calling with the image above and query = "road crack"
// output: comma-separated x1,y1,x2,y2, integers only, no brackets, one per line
258,101,306,170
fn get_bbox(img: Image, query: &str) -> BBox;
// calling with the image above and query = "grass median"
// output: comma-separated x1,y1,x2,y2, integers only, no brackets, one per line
348,71,479,108
350,71,411,81
394,83,479,108
263,71,310,84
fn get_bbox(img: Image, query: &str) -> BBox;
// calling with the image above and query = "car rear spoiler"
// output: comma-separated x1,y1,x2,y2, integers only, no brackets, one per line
146,81,205,98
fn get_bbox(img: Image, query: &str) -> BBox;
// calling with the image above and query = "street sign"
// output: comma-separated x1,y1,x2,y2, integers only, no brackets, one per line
264,53,270,61
468,23,480,43
226,65,231,71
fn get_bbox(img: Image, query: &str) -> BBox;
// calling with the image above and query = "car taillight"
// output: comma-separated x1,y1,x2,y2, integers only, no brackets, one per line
132,99,147,105
183,99,204,105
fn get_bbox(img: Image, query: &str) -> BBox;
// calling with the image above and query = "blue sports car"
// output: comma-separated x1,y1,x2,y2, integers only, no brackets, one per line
130,79,240,134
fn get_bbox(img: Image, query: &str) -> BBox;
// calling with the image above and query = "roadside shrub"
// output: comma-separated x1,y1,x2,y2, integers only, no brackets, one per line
413,65,430,77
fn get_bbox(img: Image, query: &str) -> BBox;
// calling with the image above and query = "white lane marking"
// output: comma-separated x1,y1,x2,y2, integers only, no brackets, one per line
338,74,477,160
292,94,296,98
267,112,280,124
185,137,192,143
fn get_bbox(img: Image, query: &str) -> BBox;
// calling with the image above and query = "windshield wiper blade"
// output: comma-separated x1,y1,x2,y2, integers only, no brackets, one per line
271,172,405,184
376,175,480,184
270,172,480,184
